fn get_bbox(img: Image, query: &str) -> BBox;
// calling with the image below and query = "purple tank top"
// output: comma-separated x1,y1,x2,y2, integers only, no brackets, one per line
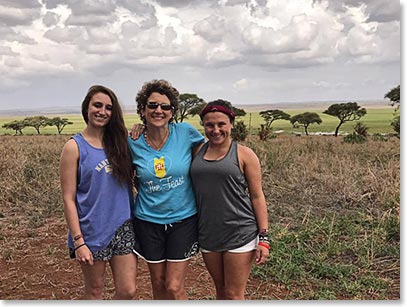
66,134,133,253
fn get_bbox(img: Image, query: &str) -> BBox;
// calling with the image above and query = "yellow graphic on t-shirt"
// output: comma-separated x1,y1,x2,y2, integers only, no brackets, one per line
154,156,166,178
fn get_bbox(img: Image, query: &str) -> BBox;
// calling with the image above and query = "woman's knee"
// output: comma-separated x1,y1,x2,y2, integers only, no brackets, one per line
224,287,245,300
84,282,104,299
165,280,186,298
114,285,137,300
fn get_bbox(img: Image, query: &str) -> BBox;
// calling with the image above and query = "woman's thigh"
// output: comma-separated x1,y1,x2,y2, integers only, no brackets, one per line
223,251,255,291
109,253,138,291
202,252,224,285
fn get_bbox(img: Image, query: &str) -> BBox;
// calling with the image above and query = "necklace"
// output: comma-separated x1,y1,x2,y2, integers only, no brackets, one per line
144,128,169,150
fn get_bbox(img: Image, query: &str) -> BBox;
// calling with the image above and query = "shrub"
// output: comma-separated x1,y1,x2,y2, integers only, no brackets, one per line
231,120,248,141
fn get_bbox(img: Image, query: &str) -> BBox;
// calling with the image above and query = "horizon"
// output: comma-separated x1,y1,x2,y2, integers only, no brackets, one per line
0,98,392,117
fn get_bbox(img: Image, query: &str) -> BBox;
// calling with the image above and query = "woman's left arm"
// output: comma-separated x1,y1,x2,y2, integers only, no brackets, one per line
239,145,269,264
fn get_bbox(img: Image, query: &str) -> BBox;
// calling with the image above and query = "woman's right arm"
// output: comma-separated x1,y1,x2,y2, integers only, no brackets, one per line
59,139,93,265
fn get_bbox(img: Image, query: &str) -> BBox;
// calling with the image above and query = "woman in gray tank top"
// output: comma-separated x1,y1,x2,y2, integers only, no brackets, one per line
190,100,270,300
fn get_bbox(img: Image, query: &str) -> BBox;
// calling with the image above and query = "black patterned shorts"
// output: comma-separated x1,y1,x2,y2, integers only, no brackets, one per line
70,219,136,261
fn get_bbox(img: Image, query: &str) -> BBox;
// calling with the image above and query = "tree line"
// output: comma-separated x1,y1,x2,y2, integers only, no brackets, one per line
2,85,399,138
2,116,73,135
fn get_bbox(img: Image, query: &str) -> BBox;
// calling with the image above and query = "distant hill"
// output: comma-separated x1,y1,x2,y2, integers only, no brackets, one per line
0,99,392,117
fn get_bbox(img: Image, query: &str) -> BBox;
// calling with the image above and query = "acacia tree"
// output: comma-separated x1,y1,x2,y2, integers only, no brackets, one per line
290,112,322,136
259,109,291,129
189,101,207,117
2,120,26,135
188,99,246,118
385,85,400,137
385,85,400,109
24,116,50,134
323,102,367,137
48,117,73,134
175,93,205,123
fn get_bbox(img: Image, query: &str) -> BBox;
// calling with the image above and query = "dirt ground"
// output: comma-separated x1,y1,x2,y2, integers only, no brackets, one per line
0,217,288,300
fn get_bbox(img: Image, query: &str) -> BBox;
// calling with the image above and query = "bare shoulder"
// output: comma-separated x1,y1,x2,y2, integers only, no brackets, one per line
237,143,259,164
63,138,78,150
237,143,257,158
61,138,79,158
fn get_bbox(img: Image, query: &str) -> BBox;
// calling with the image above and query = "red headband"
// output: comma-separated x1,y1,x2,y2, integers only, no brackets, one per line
199,105,235,121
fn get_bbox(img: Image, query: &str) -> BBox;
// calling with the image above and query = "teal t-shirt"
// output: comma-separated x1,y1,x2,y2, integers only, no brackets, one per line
128,122,204,224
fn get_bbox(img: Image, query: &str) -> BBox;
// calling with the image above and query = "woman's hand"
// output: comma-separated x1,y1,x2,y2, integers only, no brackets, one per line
129,123,145,140
75,244,94,266
255,245,269,265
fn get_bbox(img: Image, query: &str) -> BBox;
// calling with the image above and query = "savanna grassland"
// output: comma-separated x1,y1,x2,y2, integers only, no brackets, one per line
0,131,399,300
0,106,395,135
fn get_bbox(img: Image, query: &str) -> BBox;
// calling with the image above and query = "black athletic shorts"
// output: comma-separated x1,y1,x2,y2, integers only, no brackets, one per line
132,214,199,263
69,219,135,261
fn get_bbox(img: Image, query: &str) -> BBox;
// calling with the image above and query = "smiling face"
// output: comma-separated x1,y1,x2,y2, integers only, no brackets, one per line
202,111,233,146
87,92,113,128
142,92,173,128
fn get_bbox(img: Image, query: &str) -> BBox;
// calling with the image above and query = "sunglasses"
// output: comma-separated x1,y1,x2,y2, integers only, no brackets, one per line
146,102,173,111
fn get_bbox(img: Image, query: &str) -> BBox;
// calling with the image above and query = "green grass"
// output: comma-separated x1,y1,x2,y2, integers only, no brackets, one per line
0,107,396,135
246,135,400,299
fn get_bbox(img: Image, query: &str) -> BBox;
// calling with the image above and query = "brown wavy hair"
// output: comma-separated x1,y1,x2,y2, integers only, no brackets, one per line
81,85,133,186
135,79,179,125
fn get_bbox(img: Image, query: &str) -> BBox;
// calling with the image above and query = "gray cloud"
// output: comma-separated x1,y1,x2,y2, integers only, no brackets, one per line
0,0,401,109
116,0,156,13
152,0,202,8
225,0,250,6
0,0,41,9
193,15,226,43
44,26,86,43
0,3,41,26
43,11,60,27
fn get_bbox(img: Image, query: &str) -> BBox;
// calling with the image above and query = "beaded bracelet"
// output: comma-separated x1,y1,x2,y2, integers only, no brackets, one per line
259,233,269,243
74,243,86,251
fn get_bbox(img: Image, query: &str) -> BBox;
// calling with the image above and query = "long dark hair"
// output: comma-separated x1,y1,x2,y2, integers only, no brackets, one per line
81,85,133,186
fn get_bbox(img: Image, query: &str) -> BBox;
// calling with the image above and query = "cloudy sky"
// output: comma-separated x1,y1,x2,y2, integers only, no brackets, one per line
0,0,401,111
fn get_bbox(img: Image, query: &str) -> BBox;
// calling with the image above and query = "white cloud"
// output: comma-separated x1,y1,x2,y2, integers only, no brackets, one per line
233,78,249,89
0,0,401,109
44,26,86,43
193,15,226,43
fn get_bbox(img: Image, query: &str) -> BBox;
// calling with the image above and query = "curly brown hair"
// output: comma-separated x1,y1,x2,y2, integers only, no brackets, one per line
135,79,179,124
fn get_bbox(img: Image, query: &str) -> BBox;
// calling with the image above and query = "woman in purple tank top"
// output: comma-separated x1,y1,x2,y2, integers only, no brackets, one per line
59,85,138,299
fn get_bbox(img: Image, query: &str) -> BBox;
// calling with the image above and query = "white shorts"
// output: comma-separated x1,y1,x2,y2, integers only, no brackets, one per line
201,236,259,253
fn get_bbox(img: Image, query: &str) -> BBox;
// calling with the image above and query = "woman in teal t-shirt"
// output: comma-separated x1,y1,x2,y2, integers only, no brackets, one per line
128,79,204,300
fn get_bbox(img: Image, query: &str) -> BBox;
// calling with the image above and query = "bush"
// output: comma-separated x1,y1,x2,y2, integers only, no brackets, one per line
344,132,367,144
231,120,248,141
391,115,400,138
258,124,271,141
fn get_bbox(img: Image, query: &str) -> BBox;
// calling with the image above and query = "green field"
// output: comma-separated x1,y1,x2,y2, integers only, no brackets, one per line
0,107,396,135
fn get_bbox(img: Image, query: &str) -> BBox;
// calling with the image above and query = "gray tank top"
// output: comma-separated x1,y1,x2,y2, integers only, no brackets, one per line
190,141,258,251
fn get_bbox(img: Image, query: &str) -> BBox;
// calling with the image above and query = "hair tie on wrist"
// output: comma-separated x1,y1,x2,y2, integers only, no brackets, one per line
74,243,86,251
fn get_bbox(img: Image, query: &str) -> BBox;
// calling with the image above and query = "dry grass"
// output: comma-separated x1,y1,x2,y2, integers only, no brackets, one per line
246,135,399,299
0,134,400,300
